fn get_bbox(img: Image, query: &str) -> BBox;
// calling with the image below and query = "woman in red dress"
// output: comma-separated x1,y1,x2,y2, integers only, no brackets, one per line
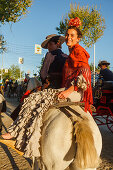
58,17,93,113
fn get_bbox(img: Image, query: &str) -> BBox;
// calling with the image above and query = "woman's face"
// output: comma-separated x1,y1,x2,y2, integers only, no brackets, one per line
65,28,80,48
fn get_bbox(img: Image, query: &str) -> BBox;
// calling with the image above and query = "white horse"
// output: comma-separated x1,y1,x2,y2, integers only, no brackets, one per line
33,104,102,170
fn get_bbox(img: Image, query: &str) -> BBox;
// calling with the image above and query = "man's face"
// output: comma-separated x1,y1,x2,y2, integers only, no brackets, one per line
100,64,107,69
47,41,58,52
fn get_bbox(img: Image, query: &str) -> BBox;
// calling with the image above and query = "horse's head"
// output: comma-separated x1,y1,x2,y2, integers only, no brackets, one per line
26,76,42,91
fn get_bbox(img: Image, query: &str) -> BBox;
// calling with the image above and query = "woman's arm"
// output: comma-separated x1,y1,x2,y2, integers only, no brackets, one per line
58,85,74,99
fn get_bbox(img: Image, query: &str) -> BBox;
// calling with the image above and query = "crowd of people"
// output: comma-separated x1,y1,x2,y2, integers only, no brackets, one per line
2,79,27,100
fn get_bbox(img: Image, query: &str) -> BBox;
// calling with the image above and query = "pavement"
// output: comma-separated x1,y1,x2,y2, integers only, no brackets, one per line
0,95,113,170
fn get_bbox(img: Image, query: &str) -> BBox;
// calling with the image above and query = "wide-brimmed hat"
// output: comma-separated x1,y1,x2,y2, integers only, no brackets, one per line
41,34,65,49
98,60,110,67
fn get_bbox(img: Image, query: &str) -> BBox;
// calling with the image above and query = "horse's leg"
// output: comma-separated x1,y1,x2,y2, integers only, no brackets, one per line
41,109,75,170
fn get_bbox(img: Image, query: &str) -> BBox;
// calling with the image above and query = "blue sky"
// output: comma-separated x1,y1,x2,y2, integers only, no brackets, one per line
0,0,113,77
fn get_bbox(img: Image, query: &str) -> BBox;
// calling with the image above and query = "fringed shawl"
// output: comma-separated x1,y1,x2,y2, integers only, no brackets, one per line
62,43,93,114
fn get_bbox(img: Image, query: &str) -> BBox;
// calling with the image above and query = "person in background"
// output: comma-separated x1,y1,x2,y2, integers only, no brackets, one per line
40,34,68,89
98,60,113,81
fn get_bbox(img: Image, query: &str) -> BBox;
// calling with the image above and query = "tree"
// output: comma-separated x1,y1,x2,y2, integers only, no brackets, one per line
56,3,105,48
90,63,100,73
38,57,45,81
0,35,6,53
1,69,10,81
0,0,32,23
0,64,24,81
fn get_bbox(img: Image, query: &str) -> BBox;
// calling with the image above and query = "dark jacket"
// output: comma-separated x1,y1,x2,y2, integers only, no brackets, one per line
100,68,113,81
40,49,68,88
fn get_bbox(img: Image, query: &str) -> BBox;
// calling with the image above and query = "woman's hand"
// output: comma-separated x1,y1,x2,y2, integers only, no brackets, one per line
58,86,74,99
58,90,70,99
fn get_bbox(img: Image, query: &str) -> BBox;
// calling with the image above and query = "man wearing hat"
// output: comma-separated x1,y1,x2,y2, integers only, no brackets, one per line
40,34,68,89
98,60,113,81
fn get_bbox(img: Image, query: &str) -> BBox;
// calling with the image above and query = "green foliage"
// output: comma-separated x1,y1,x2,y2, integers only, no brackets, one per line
56,3,105,48
0,64,24,81
38,56,45,73
0,0,32,23
90,63,100,72
0,35,6,53
38,56,45,80
1,69,10,81
8,65,20,80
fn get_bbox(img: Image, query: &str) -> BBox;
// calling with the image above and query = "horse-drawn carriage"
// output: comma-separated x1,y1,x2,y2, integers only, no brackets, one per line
93,79,113,133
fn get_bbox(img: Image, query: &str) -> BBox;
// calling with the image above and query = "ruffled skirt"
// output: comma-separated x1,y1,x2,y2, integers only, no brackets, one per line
8,88,82,158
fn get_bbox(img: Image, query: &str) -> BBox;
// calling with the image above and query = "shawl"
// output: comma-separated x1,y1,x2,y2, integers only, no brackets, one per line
62,43,93,114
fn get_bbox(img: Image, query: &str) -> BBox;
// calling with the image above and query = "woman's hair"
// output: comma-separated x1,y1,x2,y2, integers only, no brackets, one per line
66,26,83,38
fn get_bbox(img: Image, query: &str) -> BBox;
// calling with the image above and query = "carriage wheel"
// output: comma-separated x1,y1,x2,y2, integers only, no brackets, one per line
106,115,113,133
94,89,102,99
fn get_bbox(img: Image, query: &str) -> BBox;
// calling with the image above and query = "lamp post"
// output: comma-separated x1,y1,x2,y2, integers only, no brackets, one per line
0,35,3,83
19,57,24,80
1,53,3,82
19,61,21,80
93,44,96,87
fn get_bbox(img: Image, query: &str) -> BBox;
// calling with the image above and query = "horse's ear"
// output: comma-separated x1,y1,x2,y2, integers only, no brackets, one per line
25,73,30,80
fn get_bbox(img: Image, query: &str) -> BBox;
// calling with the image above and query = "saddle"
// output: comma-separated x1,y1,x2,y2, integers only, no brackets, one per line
52,101,96,112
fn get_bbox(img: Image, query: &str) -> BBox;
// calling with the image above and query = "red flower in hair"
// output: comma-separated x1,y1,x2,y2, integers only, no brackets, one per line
68,17,82,28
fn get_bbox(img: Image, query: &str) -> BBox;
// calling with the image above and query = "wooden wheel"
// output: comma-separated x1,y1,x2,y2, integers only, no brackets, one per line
106,115,113,133
94,89,102,99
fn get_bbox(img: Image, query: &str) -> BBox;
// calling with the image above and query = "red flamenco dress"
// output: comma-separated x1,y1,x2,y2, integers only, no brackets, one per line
62,43,93,114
